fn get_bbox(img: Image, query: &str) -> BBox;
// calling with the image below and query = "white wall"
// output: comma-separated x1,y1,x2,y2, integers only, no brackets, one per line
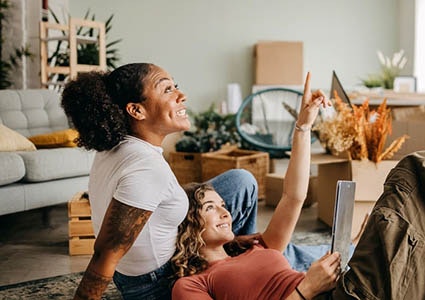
414,0,425,91
398,0,416,76
69,0,401,112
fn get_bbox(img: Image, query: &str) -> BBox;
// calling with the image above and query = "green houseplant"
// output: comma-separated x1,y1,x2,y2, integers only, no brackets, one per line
175,104,241,153
361,50,407,89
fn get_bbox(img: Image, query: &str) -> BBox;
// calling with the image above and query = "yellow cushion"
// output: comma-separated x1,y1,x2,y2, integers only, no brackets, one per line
28,129,79,148
0,124,36,151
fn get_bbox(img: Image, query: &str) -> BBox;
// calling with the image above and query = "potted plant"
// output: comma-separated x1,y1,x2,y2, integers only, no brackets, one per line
175,104,240,153
361,50,408,90
169,104,241,184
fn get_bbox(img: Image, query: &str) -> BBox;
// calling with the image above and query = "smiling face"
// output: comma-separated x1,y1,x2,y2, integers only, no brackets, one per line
199,190,235,247
128,64,191,145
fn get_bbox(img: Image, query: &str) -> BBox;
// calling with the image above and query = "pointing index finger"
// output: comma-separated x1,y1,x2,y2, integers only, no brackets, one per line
303,72,311,95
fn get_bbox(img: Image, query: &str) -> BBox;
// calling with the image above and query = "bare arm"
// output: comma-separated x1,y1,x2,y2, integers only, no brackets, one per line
74,198,152,300
262,72,329,252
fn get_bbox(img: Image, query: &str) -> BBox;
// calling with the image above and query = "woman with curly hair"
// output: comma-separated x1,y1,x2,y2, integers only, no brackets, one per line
61,63,258,300
172,73,342,299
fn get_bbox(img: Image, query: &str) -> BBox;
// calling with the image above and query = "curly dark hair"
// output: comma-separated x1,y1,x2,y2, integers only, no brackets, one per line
61,63,153,151
171,183,249,279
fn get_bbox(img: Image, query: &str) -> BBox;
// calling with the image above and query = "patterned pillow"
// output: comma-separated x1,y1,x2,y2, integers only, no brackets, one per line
28,129,79,148
0,124,36,151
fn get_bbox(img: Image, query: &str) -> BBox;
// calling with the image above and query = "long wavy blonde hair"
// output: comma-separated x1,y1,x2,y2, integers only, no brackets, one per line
172,182,213,278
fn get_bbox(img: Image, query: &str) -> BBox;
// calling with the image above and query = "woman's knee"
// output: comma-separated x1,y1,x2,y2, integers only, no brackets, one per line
222,169,257,189
208,169,258,204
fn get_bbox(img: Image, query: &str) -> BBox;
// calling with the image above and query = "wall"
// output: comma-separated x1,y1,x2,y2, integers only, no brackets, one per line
64,0,401,112
3,0,26,88
398,0,415,76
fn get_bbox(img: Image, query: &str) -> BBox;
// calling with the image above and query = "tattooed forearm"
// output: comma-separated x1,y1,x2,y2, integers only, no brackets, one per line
73,199,153,299
104,200,152,252
74,269,111,300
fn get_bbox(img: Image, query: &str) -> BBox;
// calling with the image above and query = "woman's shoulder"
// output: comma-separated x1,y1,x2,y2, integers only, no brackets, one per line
173,272,210,295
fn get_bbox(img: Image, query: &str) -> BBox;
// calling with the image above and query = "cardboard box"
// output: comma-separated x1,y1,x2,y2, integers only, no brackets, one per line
201,149,269,199
254,41,303,85
265,173,317,207
316,159,398,238
385,106,425,160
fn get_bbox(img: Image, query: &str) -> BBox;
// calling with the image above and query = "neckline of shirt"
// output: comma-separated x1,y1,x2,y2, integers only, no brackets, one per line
124,135,164,155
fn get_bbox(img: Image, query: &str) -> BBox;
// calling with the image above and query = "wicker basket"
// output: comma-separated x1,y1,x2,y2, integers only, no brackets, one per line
201,148,269,199
168,152,204,185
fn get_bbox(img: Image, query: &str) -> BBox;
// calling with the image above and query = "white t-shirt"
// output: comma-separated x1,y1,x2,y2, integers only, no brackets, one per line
89,135,188,275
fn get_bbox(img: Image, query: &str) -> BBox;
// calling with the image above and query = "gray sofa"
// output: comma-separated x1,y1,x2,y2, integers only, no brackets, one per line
0,89,94,217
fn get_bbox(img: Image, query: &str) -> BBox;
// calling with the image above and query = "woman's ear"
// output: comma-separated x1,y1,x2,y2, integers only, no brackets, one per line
126,102,145,120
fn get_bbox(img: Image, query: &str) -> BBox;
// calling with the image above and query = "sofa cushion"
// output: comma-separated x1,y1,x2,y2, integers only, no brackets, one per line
0,124,36,151
18,148,95,182
0,152,25,186
0,89,70,137
28,129,78,148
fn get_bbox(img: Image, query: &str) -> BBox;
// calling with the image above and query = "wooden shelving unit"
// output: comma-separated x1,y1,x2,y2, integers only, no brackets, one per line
40,18,106,89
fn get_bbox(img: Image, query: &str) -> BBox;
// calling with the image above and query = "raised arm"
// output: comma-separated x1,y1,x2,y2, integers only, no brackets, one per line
74,199,152,300
261,72,328,252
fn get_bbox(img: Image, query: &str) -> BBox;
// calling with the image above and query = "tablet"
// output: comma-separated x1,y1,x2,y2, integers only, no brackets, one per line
330,71,352,108
331,180,356,271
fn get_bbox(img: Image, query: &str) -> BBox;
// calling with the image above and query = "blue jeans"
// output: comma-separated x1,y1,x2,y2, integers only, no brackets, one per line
113,169,258,300
113,261,173,300
285,243,356,272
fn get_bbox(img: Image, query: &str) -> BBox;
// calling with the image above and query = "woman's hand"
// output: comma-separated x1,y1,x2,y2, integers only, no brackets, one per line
296,251,341,299
296,72,330,131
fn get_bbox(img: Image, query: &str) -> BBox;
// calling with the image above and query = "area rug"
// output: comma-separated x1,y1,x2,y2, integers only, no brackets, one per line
0,272,121,300
0,231,331,299
291,230,332,245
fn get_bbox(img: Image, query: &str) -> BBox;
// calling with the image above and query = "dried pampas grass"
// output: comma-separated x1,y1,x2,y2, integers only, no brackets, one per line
313,91,408,163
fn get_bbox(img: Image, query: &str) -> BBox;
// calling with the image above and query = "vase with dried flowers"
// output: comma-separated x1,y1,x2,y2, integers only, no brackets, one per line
313,91,409,163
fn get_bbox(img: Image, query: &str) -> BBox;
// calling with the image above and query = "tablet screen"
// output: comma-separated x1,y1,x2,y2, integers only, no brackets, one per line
331,180,356,271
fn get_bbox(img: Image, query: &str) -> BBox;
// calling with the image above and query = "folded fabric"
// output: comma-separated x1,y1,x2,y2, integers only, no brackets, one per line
0,124,36,151
28,129,79,148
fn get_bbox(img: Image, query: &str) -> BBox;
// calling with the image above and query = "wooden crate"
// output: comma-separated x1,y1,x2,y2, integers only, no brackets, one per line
201,149,270,199
68,191,95,255
168,151,204,185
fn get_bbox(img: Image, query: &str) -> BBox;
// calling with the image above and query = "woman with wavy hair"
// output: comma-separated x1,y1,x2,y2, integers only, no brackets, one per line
172,73,343,299
172,74,425,300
